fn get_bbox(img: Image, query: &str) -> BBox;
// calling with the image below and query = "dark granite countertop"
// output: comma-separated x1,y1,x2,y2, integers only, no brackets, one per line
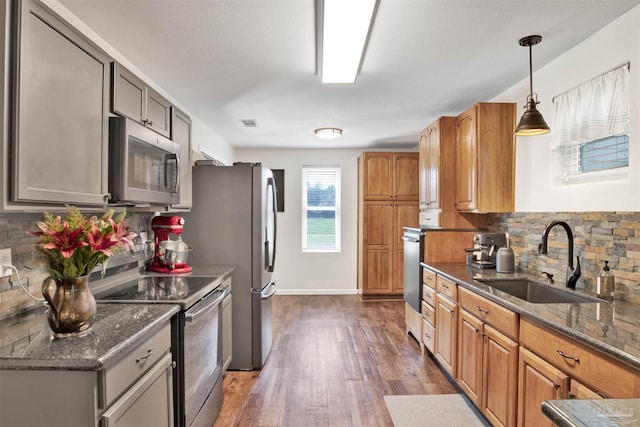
542,399,640,426
421,262,640,370
0,303,179,371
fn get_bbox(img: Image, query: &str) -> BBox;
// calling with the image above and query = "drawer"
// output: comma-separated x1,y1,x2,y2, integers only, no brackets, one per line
569,378,606,399
520,319,640,398
437,275,457,301
422,318,435,354
422,284,436,306
102,322,172,408
458,287,518,340
422,268,436,288
421,300,435,326
419,211,440,229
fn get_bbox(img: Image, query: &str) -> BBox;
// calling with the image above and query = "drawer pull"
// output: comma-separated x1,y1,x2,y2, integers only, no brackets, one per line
556,349,580,363
476,305,489,314
136,348,154,363
424,333,432,339
441,283,449,289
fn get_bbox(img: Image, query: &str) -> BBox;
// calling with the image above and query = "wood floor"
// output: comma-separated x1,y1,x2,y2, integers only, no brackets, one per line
213,295,456,427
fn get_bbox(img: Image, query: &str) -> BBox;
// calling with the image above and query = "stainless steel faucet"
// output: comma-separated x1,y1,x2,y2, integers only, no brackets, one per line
538,221,581,289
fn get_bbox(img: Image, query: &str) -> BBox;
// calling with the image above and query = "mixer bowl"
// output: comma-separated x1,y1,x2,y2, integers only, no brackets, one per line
158,239,192,268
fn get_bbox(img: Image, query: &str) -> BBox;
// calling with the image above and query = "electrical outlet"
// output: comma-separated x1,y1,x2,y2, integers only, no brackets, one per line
0,248,11,277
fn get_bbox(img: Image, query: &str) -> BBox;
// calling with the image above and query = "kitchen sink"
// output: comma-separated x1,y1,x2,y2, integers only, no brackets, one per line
474,278,601,304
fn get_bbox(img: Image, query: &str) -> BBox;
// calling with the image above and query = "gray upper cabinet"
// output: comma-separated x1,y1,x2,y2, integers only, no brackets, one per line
171,107,192,209
12,0,110,206
112,62,172,138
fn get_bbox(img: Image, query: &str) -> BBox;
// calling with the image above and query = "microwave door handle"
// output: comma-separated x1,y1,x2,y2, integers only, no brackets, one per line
165,153,179,193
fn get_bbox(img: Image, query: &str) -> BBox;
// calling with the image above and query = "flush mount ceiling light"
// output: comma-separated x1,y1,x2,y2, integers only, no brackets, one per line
317,0,379,84
515,35,550,136
315,128,343,139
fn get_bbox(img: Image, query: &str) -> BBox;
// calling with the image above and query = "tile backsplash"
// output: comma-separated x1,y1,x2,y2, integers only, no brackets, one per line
0,211,153,321
488,212,640,303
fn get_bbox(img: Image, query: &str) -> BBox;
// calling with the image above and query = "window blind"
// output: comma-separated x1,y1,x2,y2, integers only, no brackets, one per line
302,166,341,252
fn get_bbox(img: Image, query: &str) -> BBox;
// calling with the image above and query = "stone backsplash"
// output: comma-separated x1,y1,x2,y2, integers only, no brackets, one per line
488,212,640,303
0,210,153,321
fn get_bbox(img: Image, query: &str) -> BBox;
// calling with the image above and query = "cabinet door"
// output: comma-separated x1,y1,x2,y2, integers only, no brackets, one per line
568,379,605,400
518,347,568,427
393,153,419,200
435,294,457,376
418,130,429,209
171,107,193,209
457,309,484,406
222,292,233,372
455,107,478,211
100,353,174,427
483,325,519,427
146,86,172,138
426,124,440,208
362,201,393,294
112,62,146,124
362,152,393,199
13,0,109,205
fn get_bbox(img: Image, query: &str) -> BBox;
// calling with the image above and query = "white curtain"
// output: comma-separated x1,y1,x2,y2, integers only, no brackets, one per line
551,64,630,150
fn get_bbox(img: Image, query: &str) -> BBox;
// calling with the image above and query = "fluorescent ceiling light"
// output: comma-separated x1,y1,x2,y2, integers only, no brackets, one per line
315,128,343,139
319,0,379,84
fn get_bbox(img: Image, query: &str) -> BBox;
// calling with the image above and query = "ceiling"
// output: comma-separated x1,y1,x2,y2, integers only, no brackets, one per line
58,0,640,150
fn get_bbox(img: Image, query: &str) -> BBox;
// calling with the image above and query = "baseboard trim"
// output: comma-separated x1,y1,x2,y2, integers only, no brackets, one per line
275,289,358,295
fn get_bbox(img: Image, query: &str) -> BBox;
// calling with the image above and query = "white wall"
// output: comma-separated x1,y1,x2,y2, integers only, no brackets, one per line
491,6,640,212
235,148,362,294
43,0,236,166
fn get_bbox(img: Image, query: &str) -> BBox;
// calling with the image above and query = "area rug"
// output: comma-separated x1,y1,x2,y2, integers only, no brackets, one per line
384,394,489,427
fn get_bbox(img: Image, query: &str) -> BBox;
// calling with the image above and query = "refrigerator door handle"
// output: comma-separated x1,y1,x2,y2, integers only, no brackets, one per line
261,281,278,300
266,176,278,272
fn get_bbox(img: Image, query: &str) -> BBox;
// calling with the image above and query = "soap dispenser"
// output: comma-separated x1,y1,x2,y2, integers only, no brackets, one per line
596,260,615,299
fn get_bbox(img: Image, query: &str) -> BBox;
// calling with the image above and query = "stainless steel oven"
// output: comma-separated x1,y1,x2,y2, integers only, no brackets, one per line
94,272,228,427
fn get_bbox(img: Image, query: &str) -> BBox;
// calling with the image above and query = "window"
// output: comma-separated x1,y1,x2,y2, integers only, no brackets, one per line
552,63,630,183
302,166,340,252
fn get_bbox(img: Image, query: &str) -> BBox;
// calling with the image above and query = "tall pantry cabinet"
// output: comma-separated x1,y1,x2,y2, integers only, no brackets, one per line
357,152,419,297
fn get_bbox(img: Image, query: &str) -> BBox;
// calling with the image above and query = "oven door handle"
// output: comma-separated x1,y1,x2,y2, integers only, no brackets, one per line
402,236,420,243
184,286,227,322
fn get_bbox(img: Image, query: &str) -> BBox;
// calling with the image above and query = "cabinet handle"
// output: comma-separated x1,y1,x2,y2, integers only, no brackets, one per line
556,349,580,363
476,305,488,314
136,348,154,363
424,333,431,339
567,391,576,399
441,283,449,289
553,383,561,390
148,120,153,126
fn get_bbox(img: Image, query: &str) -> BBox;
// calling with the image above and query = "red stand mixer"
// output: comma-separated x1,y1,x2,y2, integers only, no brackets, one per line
149,215,193,274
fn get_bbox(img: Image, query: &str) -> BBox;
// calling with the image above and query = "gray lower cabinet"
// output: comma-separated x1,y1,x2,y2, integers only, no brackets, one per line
12,0,110,205
222,288,233,372
112,62,172,138
171,107,193,209
0,322,174,427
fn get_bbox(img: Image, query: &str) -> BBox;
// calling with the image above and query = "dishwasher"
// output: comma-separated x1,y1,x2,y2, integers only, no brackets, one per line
402,227,425,313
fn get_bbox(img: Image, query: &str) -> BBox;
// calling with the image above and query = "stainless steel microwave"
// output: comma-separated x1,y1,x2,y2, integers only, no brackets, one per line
108,116,180,205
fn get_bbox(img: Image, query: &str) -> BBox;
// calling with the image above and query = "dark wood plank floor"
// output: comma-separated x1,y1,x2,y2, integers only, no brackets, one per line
213,295,456,427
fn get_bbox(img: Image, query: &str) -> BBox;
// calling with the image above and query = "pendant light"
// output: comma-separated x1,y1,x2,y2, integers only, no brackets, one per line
514,35,550,136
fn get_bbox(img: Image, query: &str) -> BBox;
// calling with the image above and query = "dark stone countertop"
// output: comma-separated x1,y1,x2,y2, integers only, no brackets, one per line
421,262,640,370
542,399,640,426
0,303,179,371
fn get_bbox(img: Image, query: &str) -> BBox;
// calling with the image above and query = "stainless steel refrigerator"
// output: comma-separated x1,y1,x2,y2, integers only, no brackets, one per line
181,161,278,370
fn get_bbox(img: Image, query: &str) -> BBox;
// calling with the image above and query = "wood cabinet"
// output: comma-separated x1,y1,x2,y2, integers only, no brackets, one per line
434,275,458,376
0,322,174,427
171,107,193,209
358,152,419,297
458,287,519,427
419,117,487,229
360,152,419,200
517,347,568,427
112,62,172,138
455,102,516,213
11,0,110,206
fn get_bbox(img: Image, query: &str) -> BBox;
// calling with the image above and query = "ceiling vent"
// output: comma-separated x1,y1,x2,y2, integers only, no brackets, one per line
240,119,258,128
